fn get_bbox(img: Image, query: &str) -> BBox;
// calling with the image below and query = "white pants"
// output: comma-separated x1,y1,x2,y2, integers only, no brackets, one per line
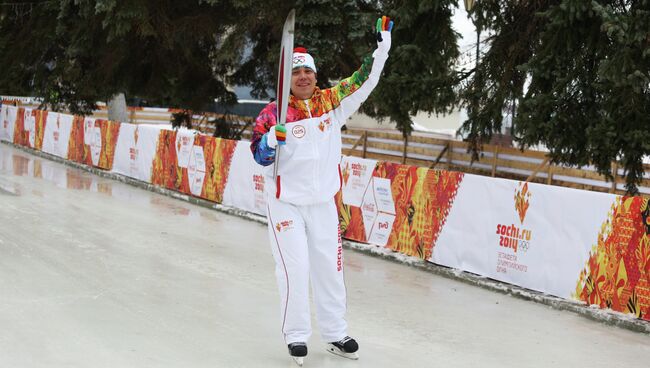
266,195,348,345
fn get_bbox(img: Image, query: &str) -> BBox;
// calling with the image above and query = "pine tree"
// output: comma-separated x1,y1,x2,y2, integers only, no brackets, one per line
458,0,649,193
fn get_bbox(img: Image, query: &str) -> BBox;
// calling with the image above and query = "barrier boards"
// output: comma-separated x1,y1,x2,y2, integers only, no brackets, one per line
1,104,648,322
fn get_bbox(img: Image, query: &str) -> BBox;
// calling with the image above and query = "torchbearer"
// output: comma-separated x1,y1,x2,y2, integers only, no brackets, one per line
250,14,394,366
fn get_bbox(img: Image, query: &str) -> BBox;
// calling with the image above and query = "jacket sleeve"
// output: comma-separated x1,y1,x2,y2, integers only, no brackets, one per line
324,43,390,126
250,102,277,166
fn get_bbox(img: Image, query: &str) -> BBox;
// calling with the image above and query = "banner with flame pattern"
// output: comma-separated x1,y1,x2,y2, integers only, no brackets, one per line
67,116,121,170
431,174,619,301
33,110,48,151
67,116,91,165
151,129,188,192
198,135,237,203
94,119,121,170
12,107,28,147
151,130,237,203
337,159,464,260
222,141,268,216
575,197,650,321
42,112,74,159
111,123,160,182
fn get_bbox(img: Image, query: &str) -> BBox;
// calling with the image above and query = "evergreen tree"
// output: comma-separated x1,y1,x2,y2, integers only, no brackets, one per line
1,0,648,191
459,0,649,193
362,0,461,136
517,0,650,193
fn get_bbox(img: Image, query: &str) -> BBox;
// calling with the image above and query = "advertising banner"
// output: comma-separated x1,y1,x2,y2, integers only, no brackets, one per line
111,123,160,182
337,160,464,258
340,156,377,207
67,117,120,170
34,110,48,150
41,112,74,159
13,108,38,149
90,119,121,170
151,129,238,202
430,174,618,299
196,135,237,203
89,120,102,167
68,115,91,165
152,129,188,192
12,107,26,146
222,141,268,216
574,195,650,321
151,128,196,189
4,103,649,322
175,129,195,169
0,104,9,142
25,109,37,148
187,144,206,197
0,105,17,143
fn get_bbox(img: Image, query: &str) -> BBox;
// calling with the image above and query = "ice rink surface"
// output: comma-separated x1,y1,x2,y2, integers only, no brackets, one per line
0,143,648,368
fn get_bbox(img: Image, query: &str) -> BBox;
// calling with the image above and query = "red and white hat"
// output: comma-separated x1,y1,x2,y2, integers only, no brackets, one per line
292,47,317,73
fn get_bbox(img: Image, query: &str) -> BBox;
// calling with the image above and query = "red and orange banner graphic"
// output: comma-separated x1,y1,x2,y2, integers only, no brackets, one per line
33,110,47,150
151,130,237,203
338,161,464,260
67,116,89,165
575,197,650,321
12,107,28,147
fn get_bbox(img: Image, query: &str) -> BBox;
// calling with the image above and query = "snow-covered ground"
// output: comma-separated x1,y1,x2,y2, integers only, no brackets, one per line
0,143,648,367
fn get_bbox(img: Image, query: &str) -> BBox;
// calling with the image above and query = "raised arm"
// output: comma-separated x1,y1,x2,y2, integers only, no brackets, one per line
325,16,394,124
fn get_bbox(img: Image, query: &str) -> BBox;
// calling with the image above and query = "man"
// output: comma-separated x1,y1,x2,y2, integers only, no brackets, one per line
250,16,393,364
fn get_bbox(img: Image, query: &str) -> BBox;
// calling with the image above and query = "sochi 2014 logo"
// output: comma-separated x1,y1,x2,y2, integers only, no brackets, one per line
318,117,332,132
496,182,533,253
275,220,294,233
514,182,531,224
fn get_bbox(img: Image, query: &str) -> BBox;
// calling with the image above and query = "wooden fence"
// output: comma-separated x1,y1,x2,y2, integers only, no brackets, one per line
338,128,650,196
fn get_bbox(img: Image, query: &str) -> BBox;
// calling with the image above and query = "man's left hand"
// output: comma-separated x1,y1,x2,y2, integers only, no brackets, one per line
375,16,393,54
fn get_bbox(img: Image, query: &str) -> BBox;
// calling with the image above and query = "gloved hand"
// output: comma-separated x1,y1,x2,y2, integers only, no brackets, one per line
375,15,393,55
265,124,287,148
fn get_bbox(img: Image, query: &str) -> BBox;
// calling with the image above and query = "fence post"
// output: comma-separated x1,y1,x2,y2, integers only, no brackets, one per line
526,156,550,183
547,163,553,185
362,131,368,159
430,143,449,169
446,141,452,170
348,131,366,156
610,162,618,193
491,146,499,177
402,135,408,164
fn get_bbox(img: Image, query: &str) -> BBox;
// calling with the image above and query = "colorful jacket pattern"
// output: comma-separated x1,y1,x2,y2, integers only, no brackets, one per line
250,50,388,205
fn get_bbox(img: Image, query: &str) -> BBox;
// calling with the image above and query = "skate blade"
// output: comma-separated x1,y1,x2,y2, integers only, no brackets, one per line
326,345,359,360
292,356,304,366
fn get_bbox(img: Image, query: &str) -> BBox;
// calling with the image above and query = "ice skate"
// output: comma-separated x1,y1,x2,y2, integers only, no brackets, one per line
326,336,359,360
288,342,307,366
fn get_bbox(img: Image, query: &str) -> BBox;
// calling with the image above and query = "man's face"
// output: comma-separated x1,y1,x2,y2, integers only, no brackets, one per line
290,67,317,100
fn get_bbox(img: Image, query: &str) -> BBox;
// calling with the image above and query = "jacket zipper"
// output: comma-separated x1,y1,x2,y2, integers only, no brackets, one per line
304,99,319,192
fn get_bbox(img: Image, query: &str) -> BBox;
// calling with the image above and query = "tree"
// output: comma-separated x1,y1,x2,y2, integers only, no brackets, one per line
459,0,650,193
222,0,463,138
362,0,462,136
2,1,647,192
0,0,245,114
1,0,460,127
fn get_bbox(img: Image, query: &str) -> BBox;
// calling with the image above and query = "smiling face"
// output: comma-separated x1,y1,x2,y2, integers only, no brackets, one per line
290,67,317,100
